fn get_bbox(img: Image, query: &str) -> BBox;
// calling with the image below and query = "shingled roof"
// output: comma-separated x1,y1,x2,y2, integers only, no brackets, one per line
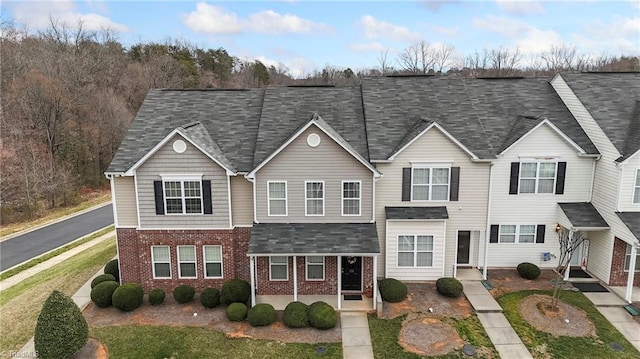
561,72,640,161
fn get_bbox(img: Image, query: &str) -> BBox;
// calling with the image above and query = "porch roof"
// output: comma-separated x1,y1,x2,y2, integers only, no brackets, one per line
385,206,449,220
247,223,380,256
558,202,609,230
616,212,640,241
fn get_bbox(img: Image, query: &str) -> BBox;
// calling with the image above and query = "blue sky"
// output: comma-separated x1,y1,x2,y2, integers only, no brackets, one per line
3,1,639,76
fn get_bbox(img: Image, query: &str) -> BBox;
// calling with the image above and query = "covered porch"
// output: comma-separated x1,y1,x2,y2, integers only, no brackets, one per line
256,294,373,311
615,212,640,303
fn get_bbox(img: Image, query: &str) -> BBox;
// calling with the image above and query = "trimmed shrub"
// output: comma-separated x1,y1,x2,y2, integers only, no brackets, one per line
517,262,541,280
90,281,120,308
307,301,337,330
173,285,196,304
436,277,464,298
220,279,251,305
378,278,408,303
35,290,88,359
148,289,165,305
200,288,221,308
226,302,248,322
247,303,276,327
112,283,144,312
283,301,309,328
104,259,120,282
90,274,116,289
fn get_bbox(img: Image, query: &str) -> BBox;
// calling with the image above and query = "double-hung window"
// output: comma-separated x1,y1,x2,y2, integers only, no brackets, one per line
151,246,171,278
305,181,324,216
177,245,197,278
306,256,325,280
342,181,361,216
203,245,223,278
268,181,287,216
412,167,450,201
633,169,640,204
625,244,640,271
269,256,288,280
499,225,535,243
164,177,203,214
519,162,556,194
397,235,434,267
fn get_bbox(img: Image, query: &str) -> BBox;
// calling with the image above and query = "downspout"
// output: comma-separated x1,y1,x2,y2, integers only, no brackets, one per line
483,163,495,280
108,174,122,284
588,159,596,202
245,175,258,224
625,243,638,303
616,163,625,213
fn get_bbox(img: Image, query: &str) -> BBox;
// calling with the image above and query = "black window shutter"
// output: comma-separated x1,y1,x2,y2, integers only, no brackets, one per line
490,225,499,243
153,181,165,215
555,162,567,195
450,167,460,201
509,162,520,195
202,180,212,214
536,224,546,243
402,168,411,201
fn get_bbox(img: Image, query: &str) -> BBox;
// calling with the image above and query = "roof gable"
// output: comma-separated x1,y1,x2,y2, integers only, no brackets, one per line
499,118,586,156
387,120,479,161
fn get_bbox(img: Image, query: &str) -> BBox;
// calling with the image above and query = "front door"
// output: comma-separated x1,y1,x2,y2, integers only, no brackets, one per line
457,231,471,265
341,256,362,291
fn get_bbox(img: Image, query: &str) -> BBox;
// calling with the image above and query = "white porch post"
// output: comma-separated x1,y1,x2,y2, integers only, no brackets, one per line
564,231,574,281
249,256,256,306
293,256,298,302
625,243,637,303
337,255,342,310
482,232,490,280
372,256,378,310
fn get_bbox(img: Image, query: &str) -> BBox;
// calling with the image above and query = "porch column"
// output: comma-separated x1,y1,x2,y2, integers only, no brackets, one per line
372,256,378,310
293,256,298,302
337,255,342,310
564,231,574,281
625,243,637,303
249,256,256,306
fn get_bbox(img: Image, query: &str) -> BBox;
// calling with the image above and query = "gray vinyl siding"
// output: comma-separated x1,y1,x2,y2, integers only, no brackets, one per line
255,125,373,223
618,154,640,212
231,175,254,226
113,176,138,227
137,134,230,229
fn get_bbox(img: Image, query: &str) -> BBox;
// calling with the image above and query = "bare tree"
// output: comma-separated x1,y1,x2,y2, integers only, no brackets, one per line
377,49,393,75
550,228,586,310
398,41,455,74
488,46,522,77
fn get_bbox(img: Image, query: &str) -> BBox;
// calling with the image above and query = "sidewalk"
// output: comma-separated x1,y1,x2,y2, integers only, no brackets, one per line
340,312,374,359
583,291,640,352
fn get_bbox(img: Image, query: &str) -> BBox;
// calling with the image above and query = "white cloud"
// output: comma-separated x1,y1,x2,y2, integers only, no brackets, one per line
495,0,544,15
348,42,386,53
572,16,640,54
473,15,529,37
358,15,421,42
248,10,331,35
424,24,459,38
473,15,563,55
252,55,315,78
181,3,243,34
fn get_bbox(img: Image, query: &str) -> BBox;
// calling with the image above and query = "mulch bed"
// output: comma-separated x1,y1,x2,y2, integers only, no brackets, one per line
399,315,464,356
382,282,473,319
518,294,596,337
486,268,558,298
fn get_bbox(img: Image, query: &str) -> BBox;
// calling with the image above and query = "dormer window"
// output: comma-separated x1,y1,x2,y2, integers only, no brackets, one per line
412,167,450,201
153,175,212,215
519,162,556,194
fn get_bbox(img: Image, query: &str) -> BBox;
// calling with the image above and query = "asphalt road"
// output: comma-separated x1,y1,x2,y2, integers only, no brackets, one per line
0,204,114,271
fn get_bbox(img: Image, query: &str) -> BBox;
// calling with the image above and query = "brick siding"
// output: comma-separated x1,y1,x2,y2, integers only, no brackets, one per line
608,237,640,286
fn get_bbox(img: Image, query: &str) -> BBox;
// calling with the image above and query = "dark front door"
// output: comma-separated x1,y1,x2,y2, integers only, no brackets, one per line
457,231,471,265
341,256,362,291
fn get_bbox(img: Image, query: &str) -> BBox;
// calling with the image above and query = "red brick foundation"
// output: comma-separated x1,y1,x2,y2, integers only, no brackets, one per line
608,237,640,286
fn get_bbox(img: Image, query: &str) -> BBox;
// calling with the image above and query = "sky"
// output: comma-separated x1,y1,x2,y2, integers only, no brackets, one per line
3,0,639,77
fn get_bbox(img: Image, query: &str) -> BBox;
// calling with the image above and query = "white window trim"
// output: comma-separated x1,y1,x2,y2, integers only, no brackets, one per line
410,165,451,202
633,169,640,204
203,245,223,278
397,235,434,267
341,180,361,216
269,256,289,281
498,224,537,244
305,180,325,216
624,244,640,272
161,176,204,215
305,256,325,281
177,245,197,279
151,245,171,279
267,181,288,216
518,161,557,194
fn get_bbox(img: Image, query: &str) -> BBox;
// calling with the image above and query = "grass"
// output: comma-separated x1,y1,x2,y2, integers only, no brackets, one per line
0,225,114,281
368,314,495,359
0,237,116,353
497,290,640,358
90,325,342,359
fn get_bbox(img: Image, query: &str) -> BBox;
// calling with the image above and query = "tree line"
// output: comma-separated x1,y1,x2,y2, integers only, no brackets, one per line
1,19,637,223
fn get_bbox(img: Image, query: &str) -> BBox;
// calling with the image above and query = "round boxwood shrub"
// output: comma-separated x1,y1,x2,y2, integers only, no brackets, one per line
104,259,120,282
173,285,196,304
226,302,248,322
283,301,309,328
517,262,541,280
90,273,116,289
378,278,408,303
35,290,88,359
220,279,251,305
247,303,276,327
90,281,120,308
307,301,337,330
436,277,464,298
148,288,165,305
200,288,221,308
112,283,144,312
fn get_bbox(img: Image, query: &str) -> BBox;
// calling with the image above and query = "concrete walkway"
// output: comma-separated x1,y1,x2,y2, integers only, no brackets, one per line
340,312,374,359
461,281,533,359
583,291,640,352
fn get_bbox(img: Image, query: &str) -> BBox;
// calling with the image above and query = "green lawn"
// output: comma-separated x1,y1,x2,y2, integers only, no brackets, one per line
90,325,342,359
497,290,640,358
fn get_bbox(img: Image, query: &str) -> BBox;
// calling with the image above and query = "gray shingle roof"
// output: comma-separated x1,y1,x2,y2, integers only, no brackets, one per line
616,212,640,241
385,206,449,220
362,76,599,160
248,223,380,255
180,122,235,172
499,116,545,153
561,73,640,161
558,202,609,229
